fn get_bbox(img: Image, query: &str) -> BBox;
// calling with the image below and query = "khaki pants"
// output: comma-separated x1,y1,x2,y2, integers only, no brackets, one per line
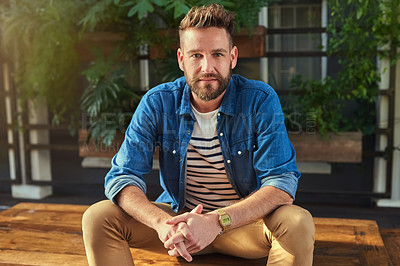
82,200,315,266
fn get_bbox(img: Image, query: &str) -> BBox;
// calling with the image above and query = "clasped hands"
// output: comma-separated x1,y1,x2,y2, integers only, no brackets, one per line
157,204,221,262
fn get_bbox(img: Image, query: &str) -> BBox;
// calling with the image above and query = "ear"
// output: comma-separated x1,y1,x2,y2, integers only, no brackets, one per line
230,46,238,69
177,48,184,72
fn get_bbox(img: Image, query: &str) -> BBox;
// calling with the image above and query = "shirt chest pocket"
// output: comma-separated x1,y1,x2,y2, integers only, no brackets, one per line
228,137,256,185
230,137,256,157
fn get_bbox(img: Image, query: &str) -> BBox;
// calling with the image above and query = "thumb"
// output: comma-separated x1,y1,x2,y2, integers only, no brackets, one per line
190,204,203,214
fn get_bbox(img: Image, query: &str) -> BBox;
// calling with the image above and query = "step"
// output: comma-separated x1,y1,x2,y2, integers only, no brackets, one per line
0,202,394,266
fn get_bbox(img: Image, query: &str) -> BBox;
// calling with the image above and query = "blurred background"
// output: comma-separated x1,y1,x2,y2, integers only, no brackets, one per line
0,0,399,224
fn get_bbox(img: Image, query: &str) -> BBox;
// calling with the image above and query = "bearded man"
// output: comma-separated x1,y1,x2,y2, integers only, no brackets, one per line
82,4,315,266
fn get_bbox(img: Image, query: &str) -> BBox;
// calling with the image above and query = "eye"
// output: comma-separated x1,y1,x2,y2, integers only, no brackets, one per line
192,54,202,58
215,53,223,57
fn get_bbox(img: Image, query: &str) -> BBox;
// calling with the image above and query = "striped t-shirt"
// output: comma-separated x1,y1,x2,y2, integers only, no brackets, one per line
185,105,240,212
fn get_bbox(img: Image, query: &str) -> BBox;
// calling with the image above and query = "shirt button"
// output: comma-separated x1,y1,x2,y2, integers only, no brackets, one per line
187,130,191,135
217,113,221,116
237,151,242,155
219,132,224,136
253,145,256,148
227,159,231,164
172,150,176,154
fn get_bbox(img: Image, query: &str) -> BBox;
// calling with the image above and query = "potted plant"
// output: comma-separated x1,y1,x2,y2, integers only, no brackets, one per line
79,49,142,157
281,0,400,163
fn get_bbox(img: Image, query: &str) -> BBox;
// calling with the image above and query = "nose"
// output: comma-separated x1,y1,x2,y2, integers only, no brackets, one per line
201,55,215,73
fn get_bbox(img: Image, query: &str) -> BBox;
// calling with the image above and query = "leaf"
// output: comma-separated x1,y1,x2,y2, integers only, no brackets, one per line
127,0,154,19
174,4,189,19
163,0,189,19
121,1,136,7
356,8,363,20
151,0,164,6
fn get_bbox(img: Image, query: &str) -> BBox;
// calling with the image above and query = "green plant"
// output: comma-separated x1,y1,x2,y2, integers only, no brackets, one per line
1,0,277,146
81,49,142,146
287,0,400,136
110,0,273,32
79,0,276,146
0,0,86,129
284,76,342,136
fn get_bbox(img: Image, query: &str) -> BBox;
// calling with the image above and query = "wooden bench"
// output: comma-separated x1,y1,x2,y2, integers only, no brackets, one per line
0,203,395,266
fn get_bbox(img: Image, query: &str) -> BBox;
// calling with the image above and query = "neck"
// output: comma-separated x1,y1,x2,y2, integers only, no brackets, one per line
191,90,226,113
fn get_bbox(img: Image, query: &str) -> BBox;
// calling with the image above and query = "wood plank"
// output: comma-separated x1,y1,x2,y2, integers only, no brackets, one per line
289,132,362,163
78,129,161,160
0,203,393,266
313,255,360,266
0,228,85,255
0,206,86,233
78,129,123,158
0,207,85,225
0,202,89,213
314,223,360,264
232,26,265,58
313,218,392,265
76,32,124,63
129,248,266,265
355,224,392,266
0,250,87,266
314,217,377,227
315,223,358,243
381,229,400,266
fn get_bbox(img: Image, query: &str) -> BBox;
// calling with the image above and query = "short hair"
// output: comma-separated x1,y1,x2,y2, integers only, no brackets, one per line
179,4,235,47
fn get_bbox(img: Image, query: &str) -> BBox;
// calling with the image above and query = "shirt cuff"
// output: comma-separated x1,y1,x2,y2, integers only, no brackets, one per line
105,175,147,204
260,171,299,199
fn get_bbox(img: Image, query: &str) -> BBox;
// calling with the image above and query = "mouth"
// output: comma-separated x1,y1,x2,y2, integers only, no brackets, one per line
199,79,216,82
198,77,218,82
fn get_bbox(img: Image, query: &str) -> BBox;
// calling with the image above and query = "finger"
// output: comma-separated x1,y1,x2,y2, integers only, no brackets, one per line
177,222,194,241
162,225,178,243
164,232,185,249
166,214,189,225
170,242,193,262
190,204,203,214
168,248,179,257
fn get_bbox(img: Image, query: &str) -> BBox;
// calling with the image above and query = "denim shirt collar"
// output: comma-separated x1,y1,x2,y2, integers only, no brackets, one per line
176,75,237,117
176,83,193,117
219,76,236,117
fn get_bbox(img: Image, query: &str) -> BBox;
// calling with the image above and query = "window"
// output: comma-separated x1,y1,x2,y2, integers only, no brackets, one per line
266,0,324,90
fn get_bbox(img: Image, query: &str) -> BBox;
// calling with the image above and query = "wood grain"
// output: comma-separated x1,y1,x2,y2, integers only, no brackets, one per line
289,132,362,162
381,229,400,266
0,203,395,266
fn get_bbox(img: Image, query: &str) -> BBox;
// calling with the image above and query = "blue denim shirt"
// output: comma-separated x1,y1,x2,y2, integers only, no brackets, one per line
105,74,300,212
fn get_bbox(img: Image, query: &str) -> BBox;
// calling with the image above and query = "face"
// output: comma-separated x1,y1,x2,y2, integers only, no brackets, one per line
177,27,238,102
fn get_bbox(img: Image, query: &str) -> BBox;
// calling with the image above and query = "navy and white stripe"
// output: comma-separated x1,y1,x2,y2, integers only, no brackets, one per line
185,106,239,212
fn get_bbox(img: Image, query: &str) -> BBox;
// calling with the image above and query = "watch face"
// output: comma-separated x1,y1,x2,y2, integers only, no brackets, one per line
222,216,231,225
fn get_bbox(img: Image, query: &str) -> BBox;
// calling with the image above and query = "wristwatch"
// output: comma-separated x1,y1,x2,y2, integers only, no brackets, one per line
216,208,232,235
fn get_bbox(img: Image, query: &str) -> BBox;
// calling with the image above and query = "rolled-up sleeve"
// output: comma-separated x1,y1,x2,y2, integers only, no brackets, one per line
253,88,300,199
104,93,158,203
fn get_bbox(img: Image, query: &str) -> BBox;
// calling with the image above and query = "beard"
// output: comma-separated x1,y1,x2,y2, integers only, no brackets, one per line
185,67,232,102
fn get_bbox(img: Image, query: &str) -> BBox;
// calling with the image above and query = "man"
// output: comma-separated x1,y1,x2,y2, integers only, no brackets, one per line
82,4,315,266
